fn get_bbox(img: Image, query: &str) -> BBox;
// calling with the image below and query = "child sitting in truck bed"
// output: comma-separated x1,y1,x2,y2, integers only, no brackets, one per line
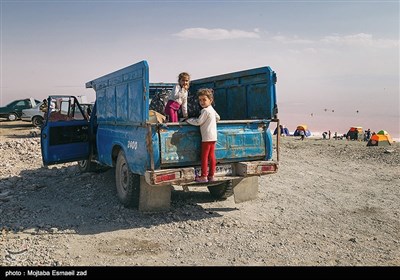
164,72,190,122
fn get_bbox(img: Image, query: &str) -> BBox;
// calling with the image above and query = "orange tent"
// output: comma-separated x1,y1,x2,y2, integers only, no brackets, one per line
297,124,308,131
347,126,363,140
366,130,393,146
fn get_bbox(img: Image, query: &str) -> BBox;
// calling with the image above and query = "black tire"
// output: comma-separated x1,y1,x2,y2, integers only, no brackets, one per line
32,116,44,127
115,150,140,208
77,159,96,173
77,159,109,173
8,113,18,121
207,180,234,200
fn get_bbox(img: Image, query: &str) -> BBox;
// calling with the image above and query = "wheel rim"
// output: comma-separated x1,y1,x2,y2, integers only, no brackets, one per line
33,117,43,127
8,114,17,121
78,160,87,169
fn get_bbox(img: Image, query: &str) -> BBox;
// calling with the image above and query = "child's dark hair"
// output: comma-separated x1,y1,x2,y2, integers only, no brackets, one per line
197,88,214,100
178,72,190,81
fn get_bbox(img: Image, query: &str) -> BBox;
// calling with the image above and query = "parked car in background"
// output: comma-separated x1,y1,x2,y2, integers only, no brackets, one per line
0,98,41,121
21,101,46,127
22,100,94,127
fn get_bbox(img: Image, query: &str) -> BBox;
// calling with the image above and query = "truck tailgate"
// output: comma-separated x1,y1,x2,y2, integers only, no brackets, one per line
158,121,273,168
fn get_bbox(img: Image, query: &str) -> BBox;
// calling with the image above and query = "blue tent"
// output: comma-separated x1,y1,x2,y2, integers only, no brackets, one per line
293,125,311,137
274,125,290,136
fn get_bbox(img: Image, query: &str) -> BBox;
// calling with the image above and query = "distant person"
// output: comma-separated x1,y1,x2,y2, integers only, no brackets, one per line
164,72,190,122
86,106,92,117
299,130,305,141
40,99,56,114
328,130,331,139
186,88,220,183
39,99,48,113
48,99,56,112
366,129,371,141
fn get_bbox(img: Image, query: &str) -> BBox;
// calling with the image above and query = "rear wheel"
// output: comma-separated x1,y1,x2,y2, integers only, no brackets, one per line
115,150,140,208
207,180,234,200
8,113,18,121
32,116,44,127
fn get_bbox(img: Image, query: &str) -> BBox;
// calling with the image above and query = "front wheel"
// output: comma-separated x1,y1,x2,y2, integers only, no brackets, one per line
32,116,44,127
115,150,140,208
77,159,96,173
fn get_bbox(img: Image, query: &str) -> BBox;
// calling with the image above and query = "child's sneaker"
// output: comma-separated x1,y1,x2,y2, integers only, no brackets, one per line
207,176,215,182
195,177,208,183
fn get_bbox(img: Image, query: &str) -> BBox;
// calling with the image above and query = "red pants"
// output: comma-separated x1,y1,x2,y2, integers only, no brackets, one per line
201,141,216,178
164,100,181,122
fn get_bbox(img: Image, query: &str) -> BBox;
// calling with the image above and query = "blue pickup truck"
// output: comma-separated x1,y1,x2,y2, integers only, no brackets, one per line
40,60,279,211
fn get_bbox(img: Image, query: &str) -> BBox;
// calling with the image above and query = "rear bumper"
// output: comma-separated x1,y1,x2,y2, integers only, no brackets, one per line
144,161,278,186
233,160,279,176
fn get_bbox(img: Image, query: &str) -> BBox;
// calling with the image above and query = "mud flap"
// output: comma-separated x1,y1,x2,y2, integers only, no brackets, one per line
139,176,171,212
232,176,259,203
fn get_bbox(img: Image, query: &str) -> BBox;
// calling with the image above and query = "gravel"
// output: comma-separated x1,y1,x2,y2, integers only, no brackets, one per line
0,129,399,266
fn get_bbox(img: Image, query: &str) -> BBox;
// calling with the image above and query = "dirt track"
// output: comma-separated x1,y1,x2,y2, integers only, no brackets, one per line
0,120,399,266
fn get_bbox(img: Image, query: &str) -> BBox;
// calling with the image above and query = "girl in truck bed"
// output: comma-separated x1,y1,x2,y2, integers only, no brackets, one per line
186,88,220,183
164,72,190,122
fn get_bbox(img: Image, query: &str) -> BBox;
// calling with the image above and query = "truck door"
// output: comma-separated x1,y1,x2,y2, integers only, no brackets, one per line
41,96,91,166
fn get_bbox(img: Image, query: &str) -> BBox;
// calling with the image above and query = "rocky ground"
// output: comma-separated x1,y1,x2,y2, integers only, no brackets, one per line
0,120,399,267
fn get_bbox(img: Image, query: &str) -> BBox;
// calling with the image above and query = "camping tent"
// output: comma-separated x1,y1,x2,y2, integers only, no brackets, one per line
346,126,363,140
274,125,290,136
366,130,393,146
293,124,311,137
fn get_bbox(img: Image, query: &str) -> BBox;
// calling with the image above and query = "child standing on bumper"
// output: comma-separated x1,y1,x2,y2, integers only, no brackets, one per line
164,72,190,122
186,88,220,183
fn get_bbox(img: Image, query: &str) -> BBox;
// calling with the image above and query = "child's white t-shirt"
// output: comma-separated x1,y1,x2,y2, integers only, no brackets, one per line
186,105,220,141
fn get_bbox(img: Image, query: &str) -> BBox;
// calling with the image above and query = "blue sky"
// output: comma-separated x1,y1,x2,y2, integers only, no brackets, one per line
1,0,399,137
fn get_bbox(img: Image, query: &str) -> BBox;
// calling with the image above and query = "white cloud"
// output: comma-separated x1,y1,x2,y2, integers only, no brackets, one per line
270,32,398,49
272,35,313,44
321,33,399,48
173,28,260,40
